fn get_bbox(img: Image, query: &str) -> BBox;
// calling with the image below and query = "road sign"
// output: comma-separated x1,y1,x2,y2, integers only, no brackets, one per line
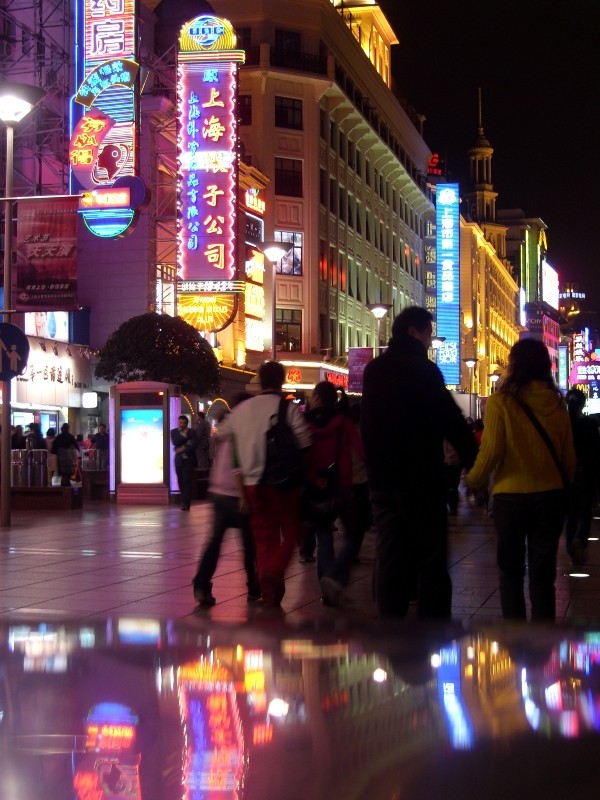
0,323,30,381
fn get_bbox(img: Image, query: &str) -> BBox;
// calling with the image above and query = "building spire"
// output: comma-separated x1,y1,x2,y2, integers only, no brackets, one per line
474,86,490,148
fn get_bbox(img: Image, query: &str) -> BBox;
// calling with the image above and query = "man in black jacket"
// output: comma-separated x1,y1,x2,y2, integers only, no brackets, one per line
361,306,478,619
170,415,198,510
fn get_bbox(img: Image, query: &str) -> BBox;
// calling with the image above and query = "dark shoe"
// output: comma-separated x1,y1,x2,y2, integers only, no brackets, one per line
299,555,316,564
260,574,285,607
181,505,190,511
320,576,342,607
247,580,262,602
193,583,216,606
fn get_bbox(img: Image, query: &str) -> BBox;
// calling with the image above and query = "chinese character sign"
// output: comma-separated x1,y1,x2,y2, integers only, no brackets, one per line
177,16,244,283
436,183,460,385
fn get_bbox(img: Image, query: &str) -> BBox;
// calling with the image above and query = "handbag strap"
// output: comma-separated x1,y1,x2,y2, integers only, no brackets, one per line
513,396,570,488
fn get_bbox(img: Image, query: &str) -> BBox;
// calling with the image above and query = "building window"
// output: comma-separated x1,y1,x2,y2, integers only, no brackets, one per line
275,308,302,353
319,168,327,206
319,108,327,140
329,177,337,214
275,28,301,53
274,230,303,275
237,27,251,50
239,95,252,126
275,157,303,197
275,96,303,129
329,246,338,287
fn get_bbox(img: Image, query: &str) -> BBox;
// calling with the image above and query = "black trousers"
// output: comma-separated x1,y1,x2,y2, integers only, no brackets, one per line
493,490,565,621
175,459,194,508
370,489,450,619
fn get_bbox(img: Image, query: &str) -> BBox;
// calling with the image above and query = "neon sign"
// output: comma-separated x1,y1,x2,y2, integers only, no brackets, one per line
177,15,243,284
73,0,142,238
245,187,265,215
436,183,461,385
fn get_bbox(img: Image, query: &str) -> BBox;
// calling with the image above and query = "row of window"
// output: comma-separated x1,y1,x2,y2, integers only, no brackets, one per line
274,308,386,356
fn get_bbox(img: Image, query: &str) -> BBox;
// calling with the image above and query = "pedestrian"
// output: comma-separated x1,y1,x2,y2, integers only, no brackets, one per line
45,427,57,484
300,381,365,606
26,422,46,450
11,424,26,449
91,423,110,470
443,439,463,515
195,411,212,470
466,338,576,621
192,393,260,607
564,388,600,566
217,361,311,607
170,415,198,510
360,306,478,620
51,422,80,487
348,403,372,561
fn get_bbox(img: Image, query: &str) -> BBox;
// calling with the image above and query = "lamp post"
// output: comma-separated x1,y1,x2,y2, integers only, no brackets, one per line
260,241,293,361
463,357,478,419
0,82,45,527
490,370,501,393
366,303,393,356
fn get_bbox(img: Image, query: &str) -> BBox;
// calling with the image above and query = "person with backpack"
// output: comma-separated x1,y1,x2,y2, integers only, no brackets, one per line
217,361,311,607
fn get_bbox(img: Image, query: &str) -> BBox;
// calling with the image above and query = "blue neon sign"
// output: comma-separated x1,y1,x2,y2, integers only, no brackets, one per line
436,183,460,385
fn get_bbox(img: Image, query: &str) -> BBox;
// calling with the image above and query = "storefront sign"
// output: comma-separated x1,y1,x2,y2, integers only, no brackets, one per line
178,293,236,332
436,183,460,384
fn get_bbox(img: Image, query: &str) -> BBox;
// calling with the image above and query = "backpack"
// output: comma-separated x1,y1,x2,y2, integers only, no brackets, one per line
262,397,304,488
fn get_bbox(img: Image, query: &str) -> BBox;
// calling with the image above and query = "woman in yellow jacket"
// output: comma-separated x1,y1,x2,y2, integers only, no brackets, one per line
466,339,576,621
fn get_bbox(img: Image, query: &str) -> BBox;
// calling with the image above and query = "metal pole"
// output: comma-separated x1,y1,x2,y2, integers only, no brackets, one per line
469,367,474,420
376,317,381,356
1,123,14,527
271,259,276,361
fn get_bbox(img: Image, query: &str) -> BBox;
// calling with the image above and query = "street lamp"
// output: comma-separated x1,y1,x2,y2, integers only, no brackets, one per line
367,303,393,356
0,81,45,527
260,241,293,361
490,370,502,393
463,358,478,419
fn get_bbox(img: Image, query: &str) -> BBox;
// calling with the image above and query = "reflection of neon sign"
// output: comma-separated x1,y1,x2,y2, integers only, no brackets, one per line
177,659,244,798
177,15,244,284
436,183,461,384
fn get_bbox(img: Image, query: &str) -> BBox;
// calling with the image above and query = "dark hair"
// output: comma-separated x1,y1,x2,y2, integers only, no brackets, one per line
312,381,350,415
60,423,70,433
46,427,56,437
197,411,205,420
566,388,586,416
259,360,285,391
178,414,188,423
499,338,558,397
391,306,433,338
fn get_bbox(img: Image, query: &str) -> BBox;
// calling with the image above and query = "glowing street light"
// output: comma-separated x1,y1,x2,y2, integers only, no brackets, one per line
490,370,502,392
260,241,293,361
367,303,393,356
0,81,45,527
463,357,478,419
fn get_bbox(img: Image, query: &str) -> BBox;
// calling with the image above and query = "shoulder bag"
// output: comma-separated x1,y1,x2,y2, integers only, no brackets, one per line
514,396,572,505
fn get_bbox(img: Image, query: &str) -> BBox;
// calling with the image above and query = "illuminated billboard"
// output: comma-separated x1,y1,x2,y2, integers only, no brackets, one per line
72,0,143,238
435,183,461,385
542,260,559,311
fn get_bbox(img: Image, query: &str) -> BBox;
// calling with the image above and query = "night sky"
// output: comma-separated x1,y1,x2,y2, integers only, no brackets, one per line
378,0,600,309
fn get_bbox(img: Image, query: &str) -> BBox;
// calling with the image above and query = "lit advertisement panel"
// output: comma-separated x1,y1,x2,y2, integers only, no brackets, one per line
120,408,163,484
542,260,560,311
177,16,244,286
435,184,460,384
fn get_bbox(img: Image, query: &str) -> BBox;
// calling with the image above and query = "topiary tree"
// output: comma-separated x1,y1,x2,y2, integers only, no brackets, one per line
94,312,221,396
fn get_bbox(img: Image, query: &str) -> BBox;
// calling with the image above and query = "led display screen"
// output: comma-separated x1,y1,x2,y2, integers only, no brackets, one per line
435,183,461,384
120,408,163,484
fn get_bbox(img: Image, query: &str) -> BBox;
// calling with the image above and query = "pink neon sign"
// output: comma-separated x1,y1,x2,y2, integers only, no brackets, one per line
177,60,237,281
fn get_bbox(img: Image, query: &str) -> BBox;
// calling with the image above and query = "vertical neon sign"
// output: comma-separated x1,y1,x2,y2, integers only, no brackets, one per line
436,183,461,385
177,16,243,284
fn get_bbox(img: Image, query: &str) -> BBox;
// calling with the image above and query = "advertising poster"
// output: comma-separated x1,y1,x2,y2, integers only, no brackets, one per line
348,347,374,394
15,197,79,310
120,409,164,484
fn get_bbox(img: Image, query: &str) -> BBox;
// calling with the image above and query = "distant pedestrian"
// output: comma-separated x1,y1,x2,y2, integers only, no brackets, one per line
51,423,79,486
192,393,260,607
443,439,463,515
170,415,198,511
91,423,109,470
195,411,212,470
564,389,600,565
45,427,57,483
11,425,26,449
466,338,576,621
218,361,311,607
26,422,46,450
361,306,477,620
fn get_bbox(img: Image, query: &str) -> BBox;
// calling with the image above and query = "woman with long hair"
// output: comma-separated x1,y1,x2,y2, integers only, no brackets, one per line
466,338,576,621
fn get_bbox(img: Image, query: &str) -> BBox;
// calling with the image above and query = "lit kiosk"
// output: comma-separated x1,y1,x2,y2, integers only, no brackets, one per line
109,382,181,505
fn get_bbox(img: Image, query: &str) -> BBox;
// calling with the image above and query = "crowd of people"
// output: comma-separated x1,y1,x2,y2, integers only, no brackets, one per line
185,305,600,624
10,421,110,486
